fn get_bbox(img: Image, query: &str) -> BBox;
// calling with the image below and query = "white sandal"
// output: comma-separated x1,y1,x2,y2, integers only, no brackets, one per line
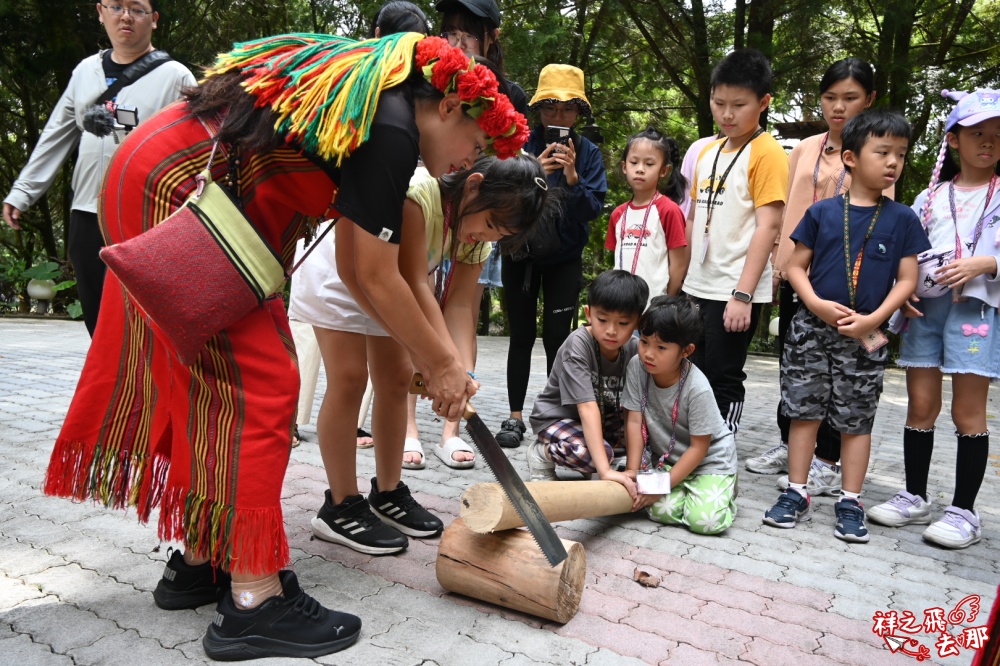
433,436,475,470
402,437,426,470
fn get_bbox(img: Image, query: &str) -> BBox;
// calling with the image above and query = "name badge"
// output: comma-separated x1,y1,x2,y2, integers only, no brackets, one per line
637,470,671,495
699,234,710,264
860,328,888,353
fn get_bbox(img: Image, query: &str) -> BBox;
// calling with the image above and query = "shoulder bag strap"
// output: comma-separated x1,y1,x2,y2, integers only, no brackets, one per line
94,49,175,106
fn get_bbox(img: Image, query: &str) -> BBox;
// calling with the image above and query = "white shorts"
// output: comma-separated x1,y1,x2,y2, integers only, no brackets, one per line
287,226,388,337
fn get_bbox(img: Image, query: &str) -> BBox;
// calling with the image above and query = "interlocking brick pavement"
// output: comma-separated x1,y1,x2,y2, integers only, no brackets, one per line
1,318,997,665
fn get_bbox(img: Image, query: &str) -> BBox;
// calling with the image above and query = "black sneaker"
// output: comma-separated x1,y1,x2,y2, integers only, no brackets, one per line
311,491,408,555
368,477,444,538
153,548,231,610
495,418,526,448
202,570,361,660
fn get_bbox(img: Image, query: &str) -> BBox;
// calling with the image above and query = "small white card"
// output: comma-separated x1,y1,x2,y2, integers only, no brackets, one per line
700,235,710,264
637,470,671,495
860,328,888,353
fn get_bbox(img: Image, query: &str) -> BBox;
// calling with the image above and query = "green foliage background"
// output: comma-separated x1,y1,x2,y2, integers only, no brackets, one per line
1,0,998,327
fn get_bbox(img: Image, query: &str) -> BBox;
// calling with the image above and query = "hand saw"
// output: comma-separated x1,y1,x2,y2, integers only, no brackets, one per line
410,374,568,566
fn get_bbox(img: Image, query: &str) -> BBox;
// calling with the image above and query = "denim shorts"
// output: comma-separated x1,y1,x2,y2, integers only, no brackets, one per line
897,295,1000,378
477,246,502,287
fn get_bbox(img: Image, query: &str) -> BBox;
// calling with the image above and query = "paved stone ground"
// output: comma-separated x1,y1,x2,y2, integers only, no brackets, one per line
1,317,998,666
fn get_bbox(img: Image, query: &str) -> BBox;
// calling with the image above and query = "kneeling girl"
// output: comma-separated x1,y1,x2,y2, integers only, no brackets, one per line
623,295,739,535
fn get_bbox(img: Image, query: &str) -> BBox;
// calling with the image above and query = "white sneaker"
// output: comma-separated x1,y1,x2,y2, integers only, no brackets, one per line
526,440,557,482
922,506,982,549
777,458,842,497
746,443,788,474
868,490,932,527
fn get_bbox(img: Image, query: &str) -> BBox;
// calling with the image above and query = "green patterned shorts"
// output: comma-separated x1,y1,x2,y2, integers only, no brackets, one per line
646,469,738,535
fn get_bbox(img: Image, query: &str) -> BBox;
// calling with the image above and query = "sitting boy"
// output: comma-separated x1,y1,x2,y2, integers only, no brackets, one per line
623,296,738,535
763,109,930,542
527,269,648,493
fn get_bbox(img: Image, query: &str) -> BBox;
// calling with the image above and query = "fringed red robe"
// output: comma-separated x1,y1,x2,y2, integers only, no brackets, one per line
45,101,338,575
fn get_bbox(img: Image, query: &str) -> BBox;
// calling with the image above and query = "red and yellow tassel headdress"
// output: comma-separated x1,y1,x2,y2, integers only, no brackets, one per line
206,32,527,163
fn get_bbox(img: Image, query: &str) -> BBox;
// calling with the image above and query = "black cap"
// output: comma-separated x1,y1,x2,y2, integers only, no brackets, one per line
434,0,501,28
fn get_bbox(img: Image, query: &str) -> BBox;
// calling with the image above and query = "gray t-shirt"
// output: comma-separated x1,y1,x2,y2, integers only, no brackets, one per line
621,356,737,476
529,326,639,446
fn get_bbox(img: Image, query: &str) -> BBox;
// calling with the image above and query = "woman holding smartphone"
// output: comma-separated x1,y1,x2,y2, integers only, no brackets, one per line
495,63,608,448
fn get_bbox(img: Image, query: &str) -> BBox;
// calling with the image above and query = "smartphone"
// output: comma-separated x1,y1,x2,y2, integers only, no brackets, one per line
544,125,571,145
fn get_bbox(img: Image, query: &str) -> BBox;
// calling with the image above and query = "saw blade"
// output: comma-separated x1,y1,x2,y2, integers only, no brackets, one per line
465,413,568,566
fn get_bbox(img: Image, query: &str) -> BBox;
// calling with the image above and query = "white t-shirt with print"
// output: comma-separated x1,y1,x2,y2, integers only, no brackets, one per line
684,133,788,303
605,195,687,307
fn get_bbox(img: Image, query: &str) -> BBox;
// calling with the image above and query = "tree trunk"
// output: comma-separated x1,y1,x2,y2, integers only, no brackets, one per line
436,518,586,623
735,0,747,49
747,0,777,130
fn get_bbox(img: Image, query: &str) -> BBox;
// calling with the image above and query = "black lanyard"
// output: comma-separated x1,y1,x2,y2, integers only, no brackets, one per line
704,128,764,232
842,192,883,310
591,334,624,442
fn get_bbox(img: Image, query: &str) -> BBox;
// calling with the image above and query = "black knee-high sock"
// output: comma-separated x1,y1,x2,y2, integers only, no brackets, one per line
952,432,990,511
903,426,935,501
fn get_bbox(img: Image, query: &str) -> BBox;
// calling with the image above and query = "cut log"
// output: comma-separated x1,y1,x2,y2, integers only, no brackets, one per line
460,480,634,533
436,518,585,623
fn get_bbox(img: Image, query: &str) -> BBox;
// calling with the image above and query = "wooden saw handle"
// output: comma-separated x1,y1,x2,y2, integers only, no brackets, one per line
409,372,477,420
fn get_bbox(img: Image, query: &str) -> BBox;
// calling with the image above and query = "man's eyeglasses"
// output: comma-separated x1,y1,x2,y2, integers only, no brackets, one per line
101,4,153,19
440,30,480,51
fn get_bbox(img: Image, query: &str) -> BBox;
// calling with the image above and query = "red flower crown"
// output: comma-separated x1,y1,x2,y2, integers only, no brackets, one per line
415,36,529,160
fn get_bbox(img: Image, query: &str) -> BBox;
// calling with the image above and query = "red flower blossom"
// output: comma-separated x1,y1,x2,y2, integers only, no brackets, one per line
415,36,448,68
430,47,472,92
477,97,518,137
456,67,498,103
491,115,529,158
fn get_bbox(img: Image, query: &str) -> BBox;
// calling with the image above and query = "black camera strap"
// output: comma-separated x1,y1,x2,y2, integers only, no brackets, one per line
95,49,175,106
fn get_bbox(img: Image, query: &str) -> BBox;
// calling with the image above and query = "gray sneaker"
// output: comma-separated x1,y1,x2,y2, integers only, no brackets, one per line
777,458,842,497
526,440,557,481
868,490,932,527
922,506,982,549
746,443,788,474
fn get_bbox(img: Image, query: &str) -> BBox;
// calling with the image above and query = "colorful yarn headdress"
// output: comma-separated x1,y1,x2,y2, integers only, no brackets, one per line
205,32,528,164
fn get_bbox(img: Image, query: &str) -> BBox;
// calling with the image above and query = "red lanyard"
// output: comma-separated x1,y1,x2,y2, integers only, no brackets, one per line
619,193,660,274
842,192,883,311
434,200,457,308
949,175,997,260
813,133,847,204
639,359,690,470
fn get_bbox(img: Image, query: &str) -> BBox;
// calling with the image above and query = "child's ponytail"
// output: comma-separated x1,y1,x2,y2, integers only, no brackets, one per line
660,136,688,205
919,135,950,228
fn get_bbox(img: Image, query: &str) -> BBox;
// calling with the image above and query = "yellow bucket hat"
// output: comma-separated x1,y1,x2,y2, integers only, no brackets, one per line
528,64,592,117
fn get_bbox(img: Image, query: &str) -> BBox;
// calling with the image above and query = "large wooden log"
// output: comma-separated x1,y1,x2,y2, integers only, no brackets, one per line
436,518,586,623
460,480,634,533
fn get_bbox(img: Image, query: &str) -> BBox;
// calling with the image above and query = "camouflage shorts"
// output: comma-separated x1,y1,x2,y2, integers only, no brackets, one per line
780,307,888,435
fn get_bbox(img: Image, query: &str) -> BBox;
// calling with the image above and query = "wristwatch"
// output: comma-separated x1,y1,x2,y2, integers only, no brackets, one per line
731,289,752,303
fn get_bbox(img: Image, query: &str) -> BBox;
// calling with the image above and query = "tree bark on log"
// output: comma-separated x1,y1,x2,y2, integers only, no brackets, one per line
436,518,586,623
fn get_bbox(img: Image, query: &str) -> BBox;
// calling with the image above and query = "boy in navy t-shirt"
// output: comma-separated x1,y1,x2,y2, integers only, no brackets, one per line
763,110,930,543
